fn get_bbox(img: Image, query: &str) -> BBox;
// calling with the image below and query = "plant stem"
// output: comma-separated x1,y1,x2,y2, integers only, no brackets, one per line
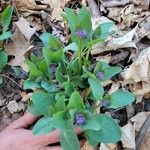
78,41,82,74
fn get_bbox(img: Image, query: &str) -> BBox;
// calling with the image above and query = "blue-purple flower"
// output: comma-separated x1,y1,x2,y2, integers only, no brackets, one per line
75,29,88,39
102,99,110,108
75,112,86,125
96,71,105,80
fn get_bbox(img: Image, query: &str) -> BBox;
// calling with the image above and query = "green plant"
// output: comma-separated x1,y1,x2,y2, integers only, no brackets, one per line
24,7,135,150
0,5,14,71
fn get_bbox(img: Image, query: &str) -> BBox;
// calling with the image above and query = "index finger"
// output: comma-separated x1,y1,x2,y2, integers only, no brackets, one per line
35,128,83,146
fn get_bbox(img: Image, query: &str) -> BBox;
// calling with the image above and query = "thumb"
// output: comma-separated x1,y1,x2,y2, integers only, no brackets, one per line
10,113,38,129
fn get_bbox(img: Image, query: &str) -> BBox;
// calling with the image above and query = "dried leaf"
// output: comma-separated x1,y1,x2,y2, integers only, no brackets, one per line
91,26,138,55
4,27,33,71
15,17,36,41
21,92,32,102
121,122,136,149
130,112,150,132
122,47,150,83
99,143,117,150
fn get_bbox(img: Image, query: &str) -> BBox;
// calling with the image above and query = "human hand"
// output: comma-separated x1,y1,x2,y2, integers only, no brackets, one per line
0,113,83,150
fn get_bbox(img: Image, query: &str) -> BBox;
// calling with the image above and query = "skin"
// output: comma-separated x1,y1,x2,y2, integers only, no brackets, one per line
0,113,83,150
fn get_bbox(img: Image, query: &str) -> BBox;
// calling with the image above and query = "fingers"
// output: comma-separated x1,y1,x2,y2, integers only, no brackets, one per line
36,127,83,146
36,130,60,145
10,113,38,129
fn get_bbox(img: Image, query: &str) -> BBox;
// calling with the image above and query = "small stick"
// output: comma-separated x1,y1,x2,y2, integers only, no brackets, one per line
0,74,22,89
135,114,150,150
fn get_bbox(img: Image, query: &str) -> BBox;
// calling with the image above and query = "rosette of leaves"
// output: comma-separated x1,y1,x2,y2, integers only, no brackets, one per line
0,5,14,71
24,7,135,150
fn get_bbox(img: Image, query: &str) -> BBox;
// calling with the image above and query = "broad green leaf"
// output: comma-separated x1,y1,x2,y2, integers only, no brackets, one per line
88,78,104,100
54,96,65,111
86,114,121,143
33,117,55,135
0,51,8,71
40,33,50,48
2,5,14,32
94,61,109,74
23,80,41,89
28,101,41,116
49,34,62,50
30,53,41,67
41,79,59,93
64,81,74,97
103,66,122,81
64,8,78,32
52,110,72,129
93,22,114,40
31,92,55,116
0,31,12,41
68,91,84,110
25,59,43,77
55,64,67,83
60,129,80,150
82,116,100,131
63,42,78,52
78,7,92,33
86,133,99,147
108,90,135,109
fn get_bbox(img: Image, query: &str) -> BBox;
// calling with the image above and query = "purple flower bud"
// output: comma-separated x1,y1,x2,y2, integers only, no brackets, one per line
75,112,86,125
96,71,105,80
75,29,88,39
102,99,110,107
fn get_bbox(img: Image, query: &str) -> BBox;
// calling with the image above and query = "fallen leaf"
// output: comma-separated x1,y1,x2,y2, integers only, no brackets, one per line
81,141,96,150
20,92,32,102
39,0,70,20
15,17,36,42
99,143,117,150
122,47,150,83
121,122,136,149
7,100,25,114
91,26,138,55
130,112,150,132
4,27,33,71
12,0,47,11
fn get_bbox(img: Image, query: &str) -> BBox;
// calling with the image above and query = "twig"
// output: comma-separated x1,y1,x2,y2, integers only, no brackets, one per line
135,114,150,150
87,0,101,18
0,74,23,89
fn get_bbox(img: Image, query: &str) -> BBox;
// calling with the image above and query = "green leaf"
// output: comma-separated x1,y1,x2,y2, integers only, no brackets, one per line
23,80,41,90
52,110,72,129
93,22,114,40
82,116,100,131
60,129,80,150
31,92,55,116
33,117,55,135
88,78,104,100
86,114,121,143
0,31,12,41
103,66,122,81
0,51,8,71
2,5,14,32
28,101,41,116
94,61,109,74
63,42,78,52
68,91,84,110
25,59,43,77
41,79,59,93
64,81,74,97
64,8,78,32
40,33,50,48
49,34,62,50
78,7,92,33
86,133,99,147
55,64,67,83
108,90,135,109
